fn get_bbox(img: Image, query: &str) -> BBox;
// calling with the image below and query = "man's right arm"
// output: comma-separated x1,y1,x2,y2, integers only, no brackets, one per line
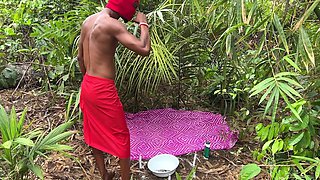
77,25,86,75
112,13,151,56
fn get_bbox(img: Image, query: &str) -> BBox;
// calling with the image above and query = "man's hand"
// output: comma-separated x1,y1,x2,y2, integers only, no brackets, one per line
133,12,147,23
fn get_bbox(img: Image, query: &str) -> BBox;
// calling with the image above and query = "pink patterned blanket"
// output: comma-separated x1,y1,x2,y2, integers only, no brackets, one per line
126,108,238,160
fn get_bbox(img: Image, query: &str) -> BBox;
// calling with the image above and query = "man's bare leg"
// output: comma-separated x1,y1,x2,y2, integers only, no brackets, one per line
92,147,114,180
119,158,130,180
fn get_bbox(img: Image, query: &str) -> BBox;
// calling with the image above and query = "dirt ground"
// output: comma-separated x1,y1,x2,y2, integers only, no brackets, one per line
0,89,270,180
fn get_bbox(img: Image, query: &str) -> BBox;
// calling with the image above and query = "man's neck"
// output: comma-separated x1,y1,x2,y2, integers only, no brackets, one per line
104,8,120,20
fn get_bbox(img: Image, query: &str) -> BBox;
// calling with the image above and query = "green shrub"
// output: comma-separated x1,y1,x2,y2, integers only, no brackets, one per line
0,104,76,179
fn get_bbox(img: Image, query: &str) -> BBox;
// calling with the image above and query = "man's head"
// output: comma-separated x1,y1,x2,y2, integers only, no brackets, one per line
106,0,140,22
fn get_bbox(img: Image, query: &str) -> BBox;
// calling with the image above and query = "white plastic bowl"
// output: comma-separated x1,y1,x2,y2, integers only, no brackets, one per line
147,154,179,177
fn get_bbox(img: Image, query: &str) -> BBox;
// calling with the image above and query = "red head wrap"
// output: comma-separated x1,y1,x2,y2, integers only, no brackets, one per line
106,0,140,22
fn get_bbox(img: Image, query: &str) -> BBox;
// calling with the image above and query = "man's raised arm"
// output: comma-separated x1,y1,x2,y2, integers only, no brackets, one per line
113,12,151,56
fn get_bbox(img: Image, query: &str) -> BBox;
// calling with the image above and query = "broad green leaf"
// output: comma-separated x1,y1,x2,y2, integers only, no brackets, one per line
66,93,74,121
15,137,34,146
288,132,304,146
278,82,302,101
1,140,12,149
274,72,299,78
246,1,257,24
289,122,308,132
255,123,263,132
9,106,17,139
271,140,280,155
293,0,320,31
250,77,274,94
4,27,15,36
280,91,302,122
261,125,270,141
291,99,307,109
28,164,44,180
262,140,273,151
282,56,301,72
0,105,10,142
42,144,73,151
250,80,274,97
185,166,197,180
293,174,303,180
301,131,311,149
277,77,303,89
292,156,319,163
305,175,312,180
240,164,261,180
293,159,306,172
273,14,289,54
62,74,69,81
315,165,320,179
175,172,182,180
55,65,64,75
273,123,280,136
41,131,75,147
264,87,278,116
272,166,279,178
70,91,81,121
259,83,275,104
278,140,284,151
49,122,73,138
289,115,309,131
36,121,73,148
268,124,274,140
17,108,27,135
300,27,315,66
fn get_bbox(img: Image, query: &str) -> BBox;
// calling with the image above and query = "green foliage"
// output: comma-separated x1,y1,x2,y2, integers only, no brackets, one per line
292,156,320,179
250,72,303,122
0,0,98,92
175,166,197,180
0,104,76,179
240,164,261,180
64,91,81,123
253,102,319,178
1,0,320,178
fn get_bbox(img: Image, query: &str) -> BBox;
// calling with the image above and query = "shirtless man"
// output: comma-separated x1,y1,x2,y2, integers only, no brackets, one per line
77,0,150,179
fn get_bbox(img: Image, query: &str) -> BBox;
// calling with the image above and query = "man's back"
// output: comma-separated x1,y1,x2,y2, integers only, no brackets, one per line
81,12,119,80
78,8,150,80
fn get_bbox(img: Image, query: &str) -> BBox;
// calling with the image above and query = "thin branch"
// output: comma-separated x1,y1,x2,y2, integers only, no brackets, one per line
11,63,32,100
11,62,54,68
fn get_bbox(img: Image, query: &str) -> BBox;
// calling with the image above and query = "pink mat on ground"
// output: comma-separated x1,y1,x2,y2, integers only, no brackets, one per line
126,108,238,160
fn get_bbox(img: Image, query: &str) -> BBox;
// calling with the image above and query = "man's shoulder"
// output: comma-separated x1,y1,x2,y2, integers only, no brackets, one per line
105,17,125,29
82,14,96,26
97,17,126,36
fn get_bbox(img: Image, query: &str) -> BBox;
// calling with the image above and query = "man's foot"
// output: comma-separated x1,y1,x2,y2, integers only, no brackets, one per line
103,170,115,180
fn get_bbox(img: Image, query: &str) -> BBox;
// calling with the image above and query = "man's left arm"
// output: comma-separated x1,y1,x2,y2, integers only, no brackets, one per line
77,26,86,75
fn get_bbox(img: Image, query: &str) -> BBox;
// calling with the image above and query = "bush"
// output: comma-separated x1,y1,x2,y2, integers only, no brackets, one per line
0,104,76,179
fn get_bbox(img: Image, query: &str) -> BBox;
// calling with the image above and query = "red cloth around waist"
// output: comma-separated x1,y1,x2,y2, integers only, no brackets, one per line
80,74,130,159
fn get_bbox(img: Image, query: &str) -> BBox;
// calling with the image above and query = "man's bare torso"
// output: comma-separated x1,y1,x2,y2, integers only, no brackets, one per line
81,11,118,80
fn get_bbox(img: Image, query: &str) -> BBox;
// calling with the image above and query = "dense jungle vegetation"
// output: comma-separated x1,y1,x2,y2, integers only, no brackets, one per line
0,0,319,179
